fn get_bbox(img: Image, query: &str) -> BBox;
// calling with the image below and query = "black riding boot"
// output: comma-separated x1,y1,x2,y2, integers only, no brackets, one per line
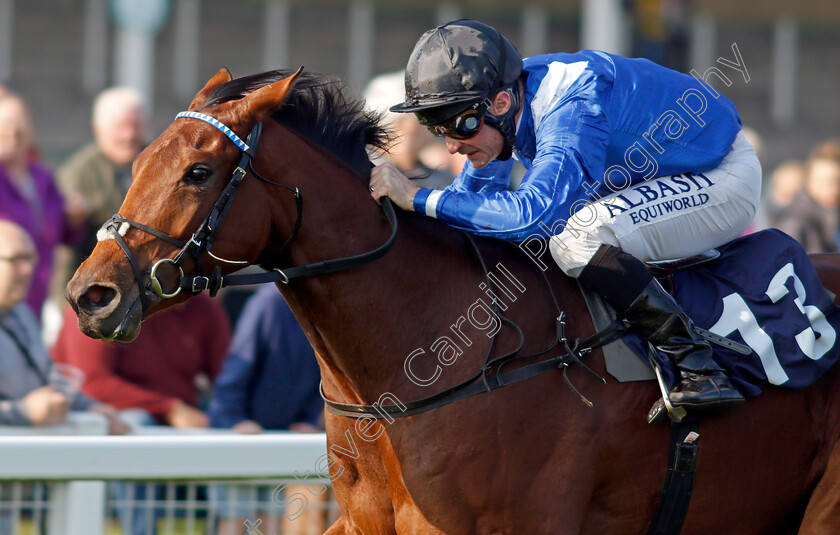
623,279,745,413
577,245,744,415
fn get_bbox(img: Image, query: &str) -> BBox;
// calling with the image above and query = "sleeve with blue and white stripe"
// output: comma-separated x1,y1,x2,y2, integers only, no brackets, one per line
410,86,610,241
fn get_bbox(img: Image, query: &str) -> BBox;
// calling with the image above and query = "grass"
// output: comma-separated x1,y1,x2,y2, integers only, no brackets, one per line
17,518,210,535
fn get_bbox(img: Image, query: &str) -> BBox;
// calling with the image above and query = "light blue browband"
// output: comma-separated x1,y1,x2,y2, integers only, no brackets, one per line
175,111,250,152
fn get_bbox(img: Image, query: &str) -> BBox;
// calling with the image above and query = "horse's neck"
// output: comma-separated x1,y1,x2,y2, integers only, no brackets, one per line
256,130,435,402
262,128,584,405
279,213,488,404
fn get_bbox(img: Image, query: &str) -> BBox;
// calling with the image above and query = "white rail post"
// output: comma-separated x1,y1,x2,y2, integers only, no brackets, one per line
347,0,374,93
111,0,172,112
435,2,461,25
0,0,12,83
48,413,109,535
581,0,630,55
521,4,548,58
771,16,797,127
172,0,201,101
0,430,329,534
263,0,290,71
82,0,108,95
690,14,716,79
48,482,107,535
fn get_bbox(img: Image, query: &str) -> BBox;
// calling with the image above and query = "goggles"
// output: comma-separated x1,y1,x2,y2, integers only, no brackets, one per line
416,99,492,140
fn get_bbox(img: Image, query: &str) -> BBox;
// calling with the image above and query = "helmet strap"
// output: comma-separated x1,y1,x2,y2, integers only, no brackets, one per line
485,83,521,162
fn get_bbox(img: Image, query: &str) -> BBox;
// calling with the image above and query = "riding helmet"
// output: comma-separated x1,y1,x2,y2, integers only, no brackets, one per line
390,19,523,124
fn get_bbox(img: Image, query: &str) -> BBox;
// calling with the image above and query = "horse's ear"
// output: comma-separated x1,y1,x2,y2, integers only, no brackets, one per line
188,67,233,110
241,67,304,121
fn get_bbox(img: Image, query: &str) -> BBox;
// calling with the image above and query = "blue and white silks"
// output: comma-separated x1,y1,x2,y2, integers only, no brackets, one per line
413,51,742,242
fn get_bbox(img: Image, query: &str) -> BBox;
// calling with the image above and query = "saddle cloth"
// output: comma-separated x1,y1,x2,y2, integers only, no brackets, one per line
583,229,840,397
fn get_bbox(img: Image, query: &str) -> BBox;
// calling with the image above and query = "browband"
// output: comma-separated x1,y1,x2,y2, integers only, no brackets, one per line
175,111,251,153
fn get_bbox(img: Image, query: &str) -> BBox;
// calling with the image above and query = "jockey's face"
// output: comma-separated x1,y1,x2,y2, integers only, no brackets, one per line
443,123,504,169
440,90,511,169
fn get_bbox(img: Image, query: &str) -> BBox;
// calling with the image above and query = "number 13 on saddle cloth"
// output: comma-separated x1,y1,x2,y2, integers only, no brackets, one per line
628,229,840,395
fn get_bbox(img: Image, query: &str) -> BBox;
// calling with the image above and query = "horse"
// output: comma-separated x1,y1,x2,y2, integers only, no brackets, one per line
65,68,840,534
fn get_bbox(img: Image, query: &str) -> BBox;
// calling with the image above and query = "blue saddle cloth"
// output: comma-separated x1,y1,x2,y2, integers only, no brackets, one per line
624,229,840,397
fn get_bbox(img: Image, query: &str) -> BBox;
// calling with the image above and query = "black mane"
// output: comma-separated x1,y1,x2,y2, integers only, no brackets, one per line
202,69,390,177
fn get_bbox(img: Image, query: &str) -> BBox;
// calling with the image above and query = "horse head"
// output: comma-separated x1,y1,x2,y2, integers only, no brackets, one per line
66,68,305,341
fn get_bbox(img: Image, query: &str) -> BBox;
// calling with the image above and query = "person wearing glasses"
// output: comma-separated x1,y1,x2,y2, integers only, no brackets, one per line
0,219,125,431
369,19,762,420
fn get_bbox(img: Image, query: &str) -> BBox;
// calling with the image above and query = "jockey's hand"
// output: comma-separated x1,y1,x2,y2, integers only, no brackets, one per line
370,162,419,211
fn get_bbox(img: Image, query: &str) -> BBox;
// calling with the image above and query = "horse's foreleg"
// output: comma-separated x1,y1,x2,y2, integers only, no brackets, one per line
799,441,840,534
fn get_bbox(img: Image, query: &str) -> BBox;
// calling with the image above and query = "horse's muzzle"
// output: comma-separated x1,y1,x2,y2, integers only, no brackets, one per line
66,277,146,342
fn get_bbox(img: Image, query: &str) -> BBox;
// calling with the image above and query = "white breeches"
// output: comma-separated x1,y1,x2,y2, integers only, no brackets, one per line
550,131,762,277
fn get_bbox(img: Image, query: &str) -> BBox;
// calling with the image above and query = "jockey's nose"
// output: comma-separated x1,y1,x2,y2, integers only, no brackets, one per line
445,137,464,154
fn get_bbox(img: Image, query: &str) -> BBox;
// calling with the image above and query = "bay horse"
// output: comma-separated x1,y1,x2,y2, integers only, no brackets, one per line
66,68,840,534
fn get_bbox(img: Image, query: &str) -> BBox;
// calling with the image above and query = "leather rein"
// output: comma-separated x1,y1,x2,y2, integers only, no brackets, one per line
322,233,624,420
97,110,622,420
97,111,398,309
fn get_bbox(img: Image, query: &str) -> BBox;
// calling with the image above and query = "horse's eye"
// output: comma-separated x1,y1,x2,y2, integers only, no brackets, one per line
186,166,210,184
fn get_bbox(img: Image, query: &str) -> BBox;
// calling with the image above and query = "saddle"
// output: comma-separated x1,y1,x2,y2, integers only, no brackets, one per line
580,249,741,383
580,229,840,422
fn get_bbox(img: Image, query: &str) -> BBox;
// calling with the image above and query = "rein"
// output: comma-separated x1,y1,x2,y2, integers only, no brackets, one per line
97,111,397,304
322,235,621,420
99,110,619,421
322,316,622,420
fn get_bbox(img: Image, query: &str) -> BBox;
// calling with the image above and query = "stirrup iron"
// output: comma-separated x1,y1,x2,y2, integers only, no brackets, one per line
647,343,686,424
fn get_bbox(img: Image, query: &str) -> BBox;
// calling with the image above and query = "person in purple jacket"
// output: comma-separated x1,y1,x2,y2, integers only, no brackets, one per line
0,92,80,319
370,19,762,419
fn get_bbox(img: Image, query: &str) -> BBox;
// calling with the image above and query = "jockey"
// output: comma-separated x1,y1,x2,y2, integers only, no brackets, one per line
370,19,762,418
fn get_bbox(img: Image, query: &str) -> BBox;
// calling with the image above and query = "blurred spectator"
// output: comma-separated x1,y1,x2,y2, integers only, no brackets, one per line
632,0,668,65
0,220,126,534
742,126,764,164
208,286,322,431
364,70,454,189
0,219,125,431
208,285,325,535
740,126,765,233
52,293,229,535
632,0,691,71
776,141,840,253
760,160,806,230
50,86,149,314
0,92,79,320
51,293,230,427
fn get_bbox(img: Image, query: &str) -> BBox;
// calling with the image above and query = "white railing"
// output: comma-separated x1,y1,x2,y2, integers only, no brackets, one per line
0,413,332,535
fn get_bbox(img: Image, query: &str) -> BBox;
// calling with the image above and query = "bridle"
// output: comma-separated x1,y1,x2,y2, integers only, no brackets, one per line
97,110,619,429
97,110,397,307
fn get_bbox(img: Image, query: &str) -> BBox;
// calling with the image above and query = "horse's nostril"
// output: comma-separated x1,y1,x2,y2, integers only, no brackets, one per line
80,285,118,311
